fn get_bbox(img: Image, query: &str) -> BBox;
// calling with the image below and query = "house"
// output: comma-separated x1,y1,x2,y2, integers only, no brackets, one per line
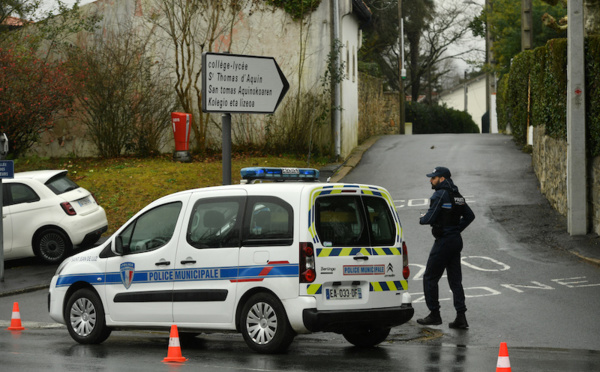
437,73,498,134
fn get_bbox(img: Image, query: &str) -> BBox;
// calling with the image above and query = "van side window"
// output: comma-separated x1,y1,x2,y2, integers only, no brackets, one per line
363,196,396,246
315,195,369,247
187,197,243,249
118,202,182,254
242,196,293,246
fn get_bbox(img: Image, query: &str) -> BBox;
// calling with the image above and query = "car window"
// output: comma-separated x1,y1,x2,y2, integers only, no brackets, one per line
315,195,369,247
187,197,243,249
242,196,293,246
3,183,40,206
45,174,79,195
362,196,396,246
118,202,182,254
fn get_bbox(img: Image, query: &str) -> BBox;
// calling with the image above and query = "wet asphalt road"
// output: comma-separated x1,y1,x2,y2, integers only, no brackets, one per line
2,133,600,371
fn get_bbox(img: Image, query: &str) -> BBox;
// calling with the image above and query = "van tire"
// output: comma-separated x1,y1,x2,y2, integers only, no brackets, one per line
343,327,391,347
240,292,295,354
65,288,111,344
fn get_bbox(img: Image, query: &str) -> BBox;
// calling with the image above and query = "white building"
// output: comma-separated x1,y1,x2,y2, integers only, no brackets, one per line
33,0,371,159
437,74,498,133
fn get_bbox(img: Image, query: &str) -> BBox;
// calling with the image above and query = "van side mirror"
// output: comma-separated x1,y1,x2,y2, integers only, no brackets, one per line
114,236,124,255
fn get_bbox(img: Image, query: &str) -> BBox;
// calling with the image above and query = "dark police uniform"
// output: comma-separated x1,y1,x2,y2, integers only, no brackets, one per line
418,167,475,328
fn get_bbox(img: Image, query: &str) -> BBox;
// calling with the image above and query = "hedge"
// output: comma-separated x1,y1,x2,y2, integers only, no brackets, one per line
405,102,480,134
498,36,600,156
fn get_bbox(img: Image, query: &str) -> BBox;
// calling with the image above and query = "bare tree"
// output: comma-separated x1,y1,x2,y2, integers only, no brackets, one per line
67,21,176,157
417,0,482,102
148,0,253,153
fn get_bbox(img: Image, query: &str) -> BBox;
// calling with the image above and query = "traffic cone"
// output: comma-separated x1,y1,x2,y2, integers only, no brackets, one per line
162,325,188,363
7,302,25,331
496,342,511,372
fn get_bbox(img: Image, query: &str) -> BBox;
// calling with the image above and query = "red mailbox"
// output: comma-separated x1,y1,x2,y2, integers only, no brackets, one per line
171,112,192,162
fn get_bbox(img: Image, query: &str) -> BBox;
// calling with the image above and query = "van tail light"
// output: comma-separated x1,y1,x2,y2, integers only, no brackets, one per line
61,202,77,216
299,242,316,283
402,241,410,280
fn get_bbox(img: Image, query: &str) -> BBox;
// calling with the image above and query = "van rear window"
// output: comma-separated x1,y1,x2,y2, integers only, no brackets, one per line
315,195,396,247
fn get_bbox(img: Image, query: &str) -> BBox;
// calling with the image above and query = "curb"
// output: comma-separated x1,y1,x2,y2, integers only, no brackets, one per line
0,284,50,298
329,136,382,183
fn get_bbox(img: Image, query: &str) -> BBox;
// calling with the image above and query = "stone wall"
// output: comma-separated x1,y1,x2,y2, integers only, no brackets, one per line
533,125,600,234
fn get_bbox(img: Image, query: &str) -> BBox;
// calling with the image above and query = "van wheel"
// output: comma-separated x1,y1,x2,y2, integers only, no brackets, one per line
65,288,111,344
343,327,391,347
240,293,295,354
34,228,72,264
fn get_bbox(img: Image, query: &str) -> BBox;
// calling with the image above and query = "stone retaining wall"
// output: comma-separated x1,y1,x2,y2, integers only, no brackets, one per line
532,125,600,235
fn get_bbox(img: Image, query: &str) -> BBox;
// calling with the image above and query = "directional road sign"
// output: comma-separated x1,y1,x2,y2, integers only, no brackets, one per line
202,52,289,114
0,160,14,179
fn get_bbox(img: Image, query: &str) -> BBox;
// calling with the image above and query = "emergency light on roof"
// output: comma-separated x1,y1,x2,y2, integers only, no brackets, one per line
240,167,320,182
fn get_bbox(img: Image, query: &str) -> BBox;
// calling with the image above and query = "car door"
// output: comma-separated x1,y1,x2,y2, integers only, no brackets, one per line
2,203,12,256
103,198,186,324
172,189,246,326
2,182,42,258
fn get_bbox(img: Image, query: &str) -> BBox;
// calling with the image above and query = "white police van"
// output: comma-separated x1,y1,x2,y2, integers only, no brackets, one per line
48,167,413,353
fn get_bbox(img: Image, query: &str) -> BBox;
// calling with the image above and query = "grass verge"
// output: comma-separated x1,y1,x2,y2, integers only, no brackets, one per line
14,154,322,235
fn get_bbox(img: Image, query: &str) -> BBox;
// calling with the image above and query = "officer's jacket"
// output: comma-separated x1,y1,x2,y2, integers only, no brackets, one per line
419,178,475,238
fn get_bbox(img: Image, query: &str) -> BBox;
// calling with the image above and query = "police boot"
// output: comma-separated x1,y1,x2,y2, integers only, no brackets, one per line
449,312,469,329
417,311,442,326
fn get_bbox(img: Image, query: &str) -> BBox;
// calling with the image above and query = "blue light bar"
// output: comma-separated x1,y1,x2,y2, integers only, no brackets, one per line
241,167,320,182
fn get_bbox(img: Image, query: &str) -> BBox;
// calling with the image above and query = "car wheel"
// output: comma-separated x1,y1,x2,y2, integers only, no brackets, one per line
34,228,72,264
342,327,391,347
240,292,295,354
65,288,111,344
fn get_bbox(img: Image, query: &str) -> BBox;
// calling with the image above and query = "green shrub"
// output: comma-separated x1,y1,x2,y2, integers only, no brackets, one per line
587,36,600,157
406,102,480,134
494,37,600,156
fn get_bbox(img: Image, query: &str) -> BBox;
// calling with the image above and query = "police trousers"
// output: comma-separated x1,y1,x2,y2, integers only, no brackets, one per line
422,233,467,313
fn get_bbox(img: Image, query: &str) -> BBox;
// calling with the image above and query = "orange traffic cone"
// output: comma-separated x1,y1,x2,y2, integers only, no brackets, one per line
162,325,188,363
496,342,511,372
7,302,25,331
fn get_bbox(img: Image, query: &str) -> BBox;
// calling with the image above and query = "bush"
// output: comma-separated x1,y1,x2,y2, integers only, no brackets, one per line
405,102,480,134
496,37,600,157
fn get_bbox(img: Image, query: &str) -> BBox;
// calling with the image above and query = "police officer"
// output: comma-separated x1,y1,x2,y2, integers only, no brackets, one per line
417,166,475,329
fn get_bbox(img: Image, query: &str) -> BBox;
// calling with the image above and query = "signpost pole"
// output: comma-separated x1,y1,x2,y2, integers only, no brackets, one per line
222,113,232,186
0,177,3,282
0,133,9,282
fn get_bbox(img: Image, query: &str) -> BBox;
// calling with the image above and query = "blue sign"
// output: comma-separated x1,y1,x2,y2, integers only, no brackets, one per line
0,160,14,179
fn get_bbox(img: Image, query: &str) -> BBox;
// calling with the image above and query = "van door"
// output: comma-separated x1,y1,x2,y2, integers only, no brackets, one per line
237,195,298,299
172,190,246,326
310,190,403,309
104,200,184,323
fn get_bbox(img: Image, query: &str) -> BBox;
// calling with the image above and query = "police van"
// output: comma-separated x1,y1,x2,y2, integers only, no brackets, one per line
48,167,413,353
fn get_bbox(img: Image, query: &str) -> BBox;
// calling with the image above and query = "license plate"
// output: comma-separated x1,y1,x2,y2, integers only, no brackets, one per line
326,287,362,300
77,197,91,207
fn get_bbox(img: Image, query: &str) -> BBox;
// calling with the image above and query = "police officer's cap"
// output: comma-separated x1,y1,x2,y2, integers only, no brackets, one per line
426,166,451,178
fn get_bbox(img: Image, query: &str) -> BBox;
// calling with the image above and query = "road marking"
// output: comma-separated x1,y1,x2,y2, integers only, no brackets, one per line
551,277,600,288
501,281,554,293
462,256,511,271
394,196,475,209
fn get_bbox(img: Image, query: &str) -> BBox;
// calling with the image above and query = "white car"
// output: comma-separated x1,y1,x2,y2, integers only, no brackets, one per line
48,167,412,353
3,170,108,264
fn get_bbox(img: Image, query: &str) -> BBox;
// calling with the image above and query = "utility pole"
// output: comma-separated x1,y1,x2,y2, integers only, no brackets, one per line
521,0,533,51
398,0,405,135
567,0,587,235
